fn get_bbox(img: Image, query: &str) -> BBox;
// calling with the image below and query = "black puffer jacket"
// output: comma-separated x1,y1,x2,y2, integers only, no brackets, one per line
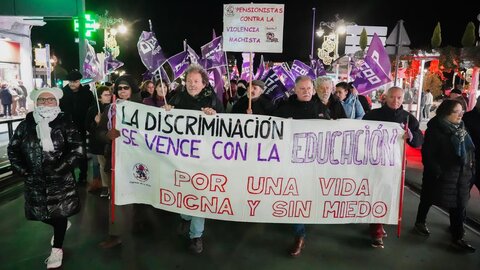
60,84,95,135
363,105,423,148
273,95,326,119
7,112,84,221
420,116,475,208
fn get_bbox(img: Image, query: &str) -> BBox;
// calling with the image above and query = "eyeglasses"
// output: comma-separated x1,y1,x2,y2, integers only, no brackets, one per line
117,86,131,90
453,109,465,115
37,97,57,104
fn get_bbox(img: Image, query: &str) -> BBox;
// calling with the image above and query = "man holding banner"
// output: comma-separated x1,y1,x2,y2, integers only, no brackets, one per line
363,86,423,248
165,64,224,254
272,76,323,257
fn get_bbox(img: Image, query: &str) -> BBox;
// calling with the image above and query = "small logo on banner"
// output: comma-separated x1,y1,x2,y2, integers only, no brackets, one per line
225,5,235,16
133,163,150,182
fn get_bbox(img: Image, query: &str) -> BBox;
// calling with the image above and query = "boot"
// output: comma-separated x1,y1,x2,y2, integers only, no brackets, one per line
289,236,305,257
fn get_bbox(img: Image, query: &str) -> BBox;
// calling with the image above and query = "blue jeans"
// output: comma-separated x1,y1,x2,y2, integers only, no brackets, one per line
180,214,205,239
293,224,306,237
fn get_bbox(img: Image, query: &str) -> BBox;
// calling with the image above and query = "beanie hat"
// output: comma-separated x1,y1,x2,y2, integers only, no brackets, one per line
66,70,83,81
251,80,265,90
30,87,63,104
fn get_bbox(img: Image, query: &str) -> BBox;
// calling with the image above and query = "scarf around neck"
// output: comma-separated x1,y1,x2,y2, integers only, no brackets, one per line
33,106,61,152
440,118,475,164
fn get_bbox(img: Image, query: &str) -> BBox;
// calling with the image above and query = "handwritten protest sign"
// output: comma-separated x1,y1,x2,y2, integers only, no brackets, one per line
114,101,404,224
223,3,284,53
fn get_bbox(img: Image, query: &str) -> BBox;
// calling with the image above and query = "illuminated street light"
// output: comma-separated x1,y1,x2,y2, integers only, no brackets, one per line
118,24,127,34
316,14,353,65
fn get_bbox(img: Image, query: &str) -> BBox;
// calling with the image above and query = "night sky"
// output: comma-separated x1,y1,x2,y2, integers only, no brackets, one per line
31,0,480,81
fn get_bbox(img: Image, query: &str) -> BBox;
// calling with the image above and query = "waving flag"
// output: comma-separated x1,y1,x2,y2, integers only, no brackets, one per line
272,64,295,91
254,55,265,80
166,51,189,80
263,69,289,104
230,63,240,80
241,52,255,81
201,36,227,69
291,60,316,80
352,34,392,94
311,59,327,77
185,42,200,64
83,40,102,81
104,51,124,74
137,31,167,72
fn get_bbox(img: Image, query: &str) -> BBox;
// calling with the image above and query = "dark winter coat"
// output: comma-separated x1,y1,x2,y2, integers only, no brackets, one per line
312,95,347,120
463,107,480,159
0,87,13,105
273,95,327,119
60,84,95,135
168,85,225,113
85,102,109,155
420,116,475,208
231,94,275,115
7,112,84,221
363,104,424,148
463,106,480,184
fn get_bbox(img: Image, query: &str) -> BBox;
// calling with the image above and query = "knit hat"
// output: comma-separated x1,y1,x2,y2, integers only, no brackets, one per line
30,87,63,104
251,80,265,90
66,70,83,81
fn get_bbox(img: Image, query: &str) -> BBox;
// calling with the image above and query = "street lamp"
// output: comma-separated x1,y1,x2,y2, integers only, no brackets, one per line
316,15,352,65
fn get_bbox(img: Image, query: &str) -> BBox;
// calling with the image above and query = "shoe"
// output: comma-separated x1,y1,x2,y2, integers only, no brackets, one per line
51,220,71,246
289,236,305,257
100,188,110,198
99,235,122,249
382,229,388,238
451,239,476,253
189,237,203,254
177,219,190,236
414,222,430,236
45,248,63,269
371,238,384,248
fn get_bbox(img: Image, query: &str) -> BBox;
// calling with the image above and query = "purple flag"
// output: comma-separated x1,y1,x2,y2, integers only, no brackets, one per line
352,34,392,94
209,67,224,102
310,59,327,77
83,41,102,81
241,52,255,81
201,36,227,69
272,64,295,91
291,60,316,80
152,66,171,84
104,51,124,74
254,55,265,80
185,42,200,64
137,31,167,72
263,69,289,104
166,51,189,80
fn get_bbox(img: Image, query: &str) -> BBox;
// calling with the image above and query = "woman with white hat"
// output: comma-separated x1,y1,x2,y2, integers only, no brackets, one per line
8,87,84,269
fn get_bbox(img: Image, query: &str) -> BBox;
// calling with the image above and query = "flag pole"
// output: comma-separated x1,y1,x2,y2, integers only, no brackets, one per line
225,51,232,98
110,95,117,223
158,64,168,106
248,51,253,111
397,117,409,237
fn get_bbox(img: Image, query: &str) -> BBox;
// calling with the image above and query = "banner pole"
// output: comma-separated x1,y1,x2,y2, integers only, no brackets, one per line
225,51,232,98
397,117,409,237
248,51,253,111
110,95,117,223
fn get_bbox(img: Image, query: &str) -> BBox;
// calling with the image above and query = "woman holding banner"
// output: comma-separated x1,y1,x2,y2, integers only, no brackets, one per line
143,80,170,108
164,63,224,254
414,99,475,253
97,75,142,249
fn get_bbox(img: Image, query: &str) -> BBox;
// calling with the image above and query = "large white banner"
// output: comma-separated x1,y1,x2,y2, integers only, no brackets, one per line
222,3,284,53
114,101,405,224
